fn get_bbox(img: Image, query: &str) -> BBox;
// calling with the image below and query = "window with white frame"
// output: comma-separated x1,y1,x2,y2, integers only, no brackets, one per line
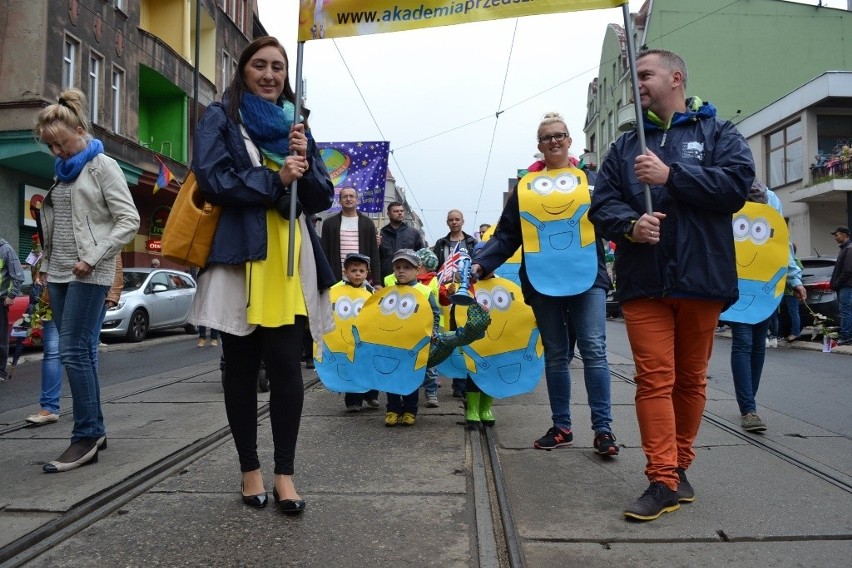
89,53,102,123
766,121,803,188
112,67,124,133
63,38,78,88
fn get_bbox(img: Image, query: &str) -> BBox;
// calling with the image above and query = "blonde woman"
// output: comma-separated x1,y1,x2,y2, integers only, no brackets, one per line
34,88,139,472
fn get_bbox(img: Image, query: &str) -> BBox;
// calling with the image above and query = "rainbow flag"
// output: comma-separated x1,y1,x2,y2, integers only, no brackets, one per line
153,156,173,194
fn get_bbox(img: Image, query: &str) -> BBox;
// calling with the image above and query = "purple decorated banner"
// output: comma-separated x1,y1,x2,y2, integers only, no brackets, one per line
318,141,390,214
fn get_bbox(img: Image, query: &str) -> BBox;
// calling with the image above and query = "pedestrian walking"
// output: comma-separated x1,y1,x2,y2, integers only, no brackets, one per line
589,48,754,521
829,227,852,345
378,201,424,279
188,36,334,514
34,88,140,472
432,209,478,398
0,236,24,382
725,182,805,434
473,111,619,457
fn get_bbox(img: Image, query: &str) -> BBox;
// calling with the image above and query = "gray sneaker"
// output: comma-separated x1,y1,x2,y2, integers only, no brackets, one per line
741,412,766,432
425,393,439,408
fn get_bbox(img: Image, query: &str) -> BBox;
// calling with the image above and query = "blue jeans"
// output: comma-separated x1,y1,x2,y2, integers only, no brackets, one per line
198,325,219,340
422,366,438,396
839,287,852,341
38,307,106,415
39,320,63,414
528,286,613,433
730,319,769,415
48,282,108,441
783,294,802,337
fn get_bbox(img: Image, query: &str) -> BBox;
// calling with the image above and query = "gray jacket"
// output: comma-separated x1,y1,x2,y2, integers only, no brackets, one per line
0,238,24,299
41,153,140,274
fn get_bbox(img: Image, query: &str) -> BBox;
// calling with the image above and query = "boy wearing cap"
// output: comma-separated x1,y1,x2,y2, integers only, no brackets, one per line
335,253,380,411
830,227,852,345
384,249,441,426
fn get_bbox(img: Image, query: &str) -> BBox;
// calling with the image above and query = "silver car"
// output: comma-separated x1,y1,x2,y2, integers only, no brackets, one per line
101,268,197,342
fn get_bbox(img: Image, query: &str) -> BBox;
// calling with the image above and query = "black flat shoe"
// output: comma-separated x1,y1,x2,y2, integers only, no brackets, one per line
241,482,268,509
273,488,306,514
43,438,99,473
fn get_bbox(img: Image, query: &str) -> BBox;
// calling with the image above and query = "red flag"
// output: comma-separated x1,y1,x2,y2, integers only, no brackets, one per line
153,156,173,194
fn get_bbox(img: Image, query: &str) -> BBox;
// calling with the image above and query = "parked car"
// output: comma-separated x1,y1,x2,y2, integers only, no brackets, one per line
6,264,33,346
100,268,197,342
779,256,840,336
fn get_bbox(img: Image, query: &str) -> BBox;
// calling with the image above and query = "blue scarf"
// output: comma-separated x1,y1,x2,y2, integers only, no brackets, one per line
55,138,104,182
240,92,308,167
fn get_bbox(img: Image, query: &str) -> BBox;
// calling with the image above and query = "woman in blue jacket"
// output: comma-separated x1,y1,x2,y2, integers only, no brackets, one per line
189,36,334,514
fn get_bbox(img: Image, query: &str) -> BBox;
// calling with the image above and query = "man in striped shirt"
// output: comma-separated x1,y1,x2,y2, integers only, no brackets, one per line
320,187,381,287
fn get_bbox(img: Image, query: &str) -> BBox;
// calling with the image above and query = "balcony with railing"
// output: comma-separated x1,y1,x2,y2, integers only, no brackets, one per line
809,152,852,186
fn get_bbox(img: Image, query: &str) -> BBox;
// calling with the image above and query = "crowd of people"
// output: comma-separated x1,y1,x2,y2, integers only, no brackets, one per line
4,39,850,528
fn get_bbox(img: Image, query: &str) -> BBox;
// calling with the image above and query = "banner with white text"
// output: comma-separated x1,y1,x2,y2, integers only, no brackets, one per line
298,0,625,41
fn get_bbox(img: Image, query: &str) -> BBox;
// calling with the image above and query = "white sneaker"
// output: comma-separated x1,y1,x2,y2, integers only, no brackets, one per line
426,393,440,408
769,338,778,348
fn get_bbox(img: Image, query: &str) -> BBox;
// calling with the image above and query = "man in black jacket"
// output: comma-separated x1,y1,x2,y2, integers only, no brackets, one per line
320,187,381,286
378,201,424,279
589,48,753,522
830,226,852,345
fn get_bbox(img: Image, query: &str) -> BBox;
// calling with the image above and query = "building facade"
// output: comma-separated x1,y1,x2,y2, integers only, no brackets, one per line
0,0,259,266
582,0,852,254
583,0,852,167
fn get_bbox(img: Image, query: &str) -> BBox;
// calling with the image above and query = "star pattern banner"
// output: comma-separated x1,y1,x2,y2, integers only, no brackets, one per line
318,141,390,214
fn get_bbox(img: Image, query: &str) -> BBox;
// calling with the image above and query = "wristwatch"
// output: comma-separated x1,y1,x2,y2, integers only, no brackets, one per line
623,219,637,242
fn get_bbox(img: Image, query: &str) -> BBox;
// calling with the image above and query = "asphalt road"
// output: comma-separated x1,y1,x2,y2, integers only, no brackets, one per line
0,330,222,416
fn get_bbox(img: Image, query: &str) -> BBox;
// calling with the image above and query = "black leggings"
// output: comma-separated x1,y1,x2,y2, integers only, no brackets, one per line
221,317,305,475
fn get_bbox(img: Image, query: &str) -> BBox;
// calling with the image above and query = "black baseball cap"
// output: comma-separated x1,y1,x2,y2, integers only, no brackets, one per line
830,227,850,236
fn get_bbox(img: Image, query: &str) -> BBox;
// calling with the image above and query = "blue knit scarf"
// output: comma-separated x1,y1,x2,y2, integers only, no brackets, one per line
240,93,310,167
54,138,104,182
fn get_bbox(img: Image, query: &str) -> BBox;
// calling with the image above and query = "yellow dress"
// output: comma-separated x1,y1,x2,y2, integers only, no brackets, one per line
245,160,307,327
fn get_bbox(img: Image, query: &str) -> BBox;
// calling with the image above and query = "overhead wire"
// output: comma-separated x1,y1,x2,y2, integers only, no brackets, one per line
331,39,435,239
471,19,518,229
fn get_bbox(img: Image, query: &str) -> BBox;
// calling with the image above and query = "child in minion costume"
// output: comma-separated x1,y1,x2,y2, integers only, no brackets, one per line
314,253,375,400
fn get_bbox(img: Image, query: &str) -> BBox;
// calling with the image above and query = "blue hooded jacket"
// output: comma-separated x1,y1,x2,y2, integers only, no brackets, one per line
192,95,336,288
588,98,754,307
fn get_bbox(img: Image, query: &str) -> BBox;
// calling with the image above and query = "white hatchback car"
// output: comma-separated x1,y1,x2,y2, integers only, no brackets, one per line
100,268,197,342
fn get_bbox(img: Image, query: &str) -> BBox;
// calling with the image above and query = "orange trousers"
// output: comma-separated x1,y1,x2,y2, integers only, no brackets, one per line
621,297,724,491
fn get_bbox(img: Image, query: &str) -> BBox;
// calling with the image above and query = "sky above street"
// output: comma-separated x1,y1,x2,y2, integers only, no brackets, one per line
256,0,847,243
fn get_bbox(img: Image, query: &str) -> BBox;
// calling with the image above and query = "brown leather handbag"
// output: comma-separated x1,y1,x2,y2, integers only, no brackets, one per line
161,171,221,267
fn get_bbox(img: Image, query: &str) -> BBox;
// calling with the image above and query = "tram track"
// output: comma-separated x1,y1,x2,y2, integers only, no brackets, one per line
0,375,321,568
607,367,852,495
468,421,524,568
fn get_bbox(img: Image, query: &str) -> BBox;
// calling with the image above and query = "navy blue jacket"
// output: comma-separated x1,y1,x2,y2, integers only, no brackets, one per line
588,100,753,307
192,100,335,288
474,171,611,304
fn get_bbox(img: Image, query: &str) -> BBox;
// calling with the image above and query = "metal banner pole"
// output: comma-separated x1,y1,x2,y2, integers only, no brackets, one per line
621,2,653,216
287,41,305,277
